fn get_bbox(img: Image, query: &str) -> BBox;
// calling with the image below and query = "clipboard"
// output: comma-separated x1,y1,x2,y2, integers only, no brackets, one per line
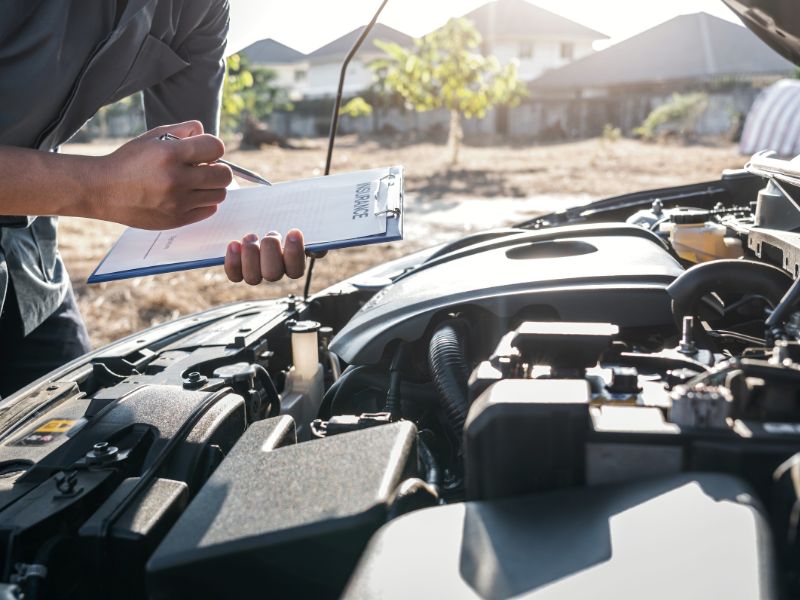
88,166,404,283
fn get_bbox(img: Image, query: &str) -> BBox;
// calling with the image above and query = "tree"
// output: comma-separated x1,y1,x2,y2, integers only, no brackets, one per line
340,97,373,119
221,53,293,134
371,18,526,165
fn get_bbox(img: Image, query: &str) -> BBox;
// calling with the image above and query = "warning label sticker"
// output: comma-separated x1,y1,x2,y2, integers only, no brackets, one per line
11,419,78,446
34,419,76,434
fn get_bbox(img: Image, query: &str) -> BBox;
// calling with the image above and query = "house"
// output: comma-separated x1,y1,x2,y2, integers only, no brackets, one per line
304,23,413,99
519,12,796,138
239,38,308,100
532,12,794,94
465,0,607,81
249,0,605,102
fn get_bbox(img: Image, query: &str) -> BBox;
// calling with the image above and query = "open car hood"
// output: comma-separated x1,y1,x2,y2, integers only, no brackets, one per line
723,0,800,65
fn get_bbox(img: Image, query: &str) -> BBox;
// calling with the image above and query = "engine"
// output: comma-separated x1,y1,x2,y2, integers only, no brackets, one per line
3,166,800,598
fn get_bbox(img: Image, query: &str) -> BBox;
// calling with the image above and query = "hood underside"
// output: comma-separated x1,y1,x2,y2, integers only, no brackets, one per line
723,0,800,65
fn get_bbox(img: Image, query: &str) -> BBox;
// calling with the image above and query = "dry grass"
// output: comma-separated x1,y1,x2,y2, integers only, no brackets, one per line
60,135,745,347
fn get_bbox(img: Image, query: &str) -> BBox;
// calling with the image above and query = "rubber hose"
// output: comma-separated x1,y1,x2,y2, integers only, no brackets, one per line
325,366,439,418
667,259,791,326
253,365,281,417
318,364,371,419
417,437,441,489
384,343,409,420
428,322,470,442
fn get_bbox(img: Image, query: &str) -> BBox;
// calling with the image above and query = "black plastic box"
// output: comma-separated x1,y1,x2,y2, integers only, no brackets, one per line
147,419,417,599
465,379,591,500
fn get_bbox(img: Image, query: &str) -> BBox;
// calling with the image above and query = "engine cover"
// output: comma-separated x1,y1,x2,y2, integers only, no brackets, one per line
331,225,684,364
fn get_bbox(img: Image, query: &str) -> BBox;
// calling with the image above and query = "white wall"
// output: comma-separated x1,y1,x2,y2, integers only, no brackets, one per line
488,36,595,81
305,54,380,98
268,61,309,101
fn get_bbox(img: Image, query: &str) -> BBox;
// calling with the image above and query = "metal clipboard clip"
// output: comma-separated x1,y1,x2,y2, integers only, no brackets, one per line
373,172,401,219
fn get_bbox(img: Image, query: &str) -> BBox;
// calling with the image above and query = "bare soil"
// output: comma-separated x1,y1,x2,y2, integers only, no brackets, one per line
59,135,745,347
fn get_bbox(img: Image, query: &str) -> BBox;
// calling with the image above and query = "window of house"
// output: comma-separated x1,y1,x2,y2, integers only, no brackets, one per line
519,41,533,59
560,42,574,60
294,69,306,82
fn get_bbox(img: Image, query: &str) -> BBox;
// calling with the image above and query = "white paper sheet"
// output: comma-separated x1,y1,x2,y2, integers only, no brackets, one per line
94,166,396,277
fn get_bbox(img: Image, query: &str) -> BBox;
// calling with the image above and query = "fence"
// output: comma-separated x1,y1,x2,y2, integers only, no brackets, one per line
267,82,763,142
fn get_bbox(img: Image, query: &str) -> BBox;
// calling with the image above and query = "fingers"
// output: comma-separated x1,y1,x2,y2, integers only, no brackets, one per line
240,233,262,285
178,205,219,227
283,229,306,279
223,230,308,284
184,162,233,190
260,232,285,281
145,120,205,140
225,241,243,282
175,134,225,165
187,188,227,207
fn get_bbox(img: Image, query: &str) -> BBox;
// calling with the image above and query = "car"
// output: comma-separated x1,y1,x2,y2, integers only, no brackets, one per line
2,0,800,598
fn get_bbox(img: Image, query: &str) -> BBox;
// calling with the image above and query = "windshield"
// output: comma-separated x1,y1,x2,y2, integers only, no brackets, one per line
59,0,788,347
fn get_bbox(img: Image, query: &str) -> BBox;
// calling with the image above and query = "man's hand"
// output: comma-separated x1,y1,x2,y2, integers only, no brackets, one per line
224,229,307,285
0,120,232,230
96,121,232,230
0,125,313,285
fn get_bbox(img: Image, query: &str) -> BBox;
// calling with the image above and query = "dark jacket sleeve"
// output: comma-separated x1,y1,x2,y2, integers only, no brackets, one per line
142,0,229,136
0,216,33,228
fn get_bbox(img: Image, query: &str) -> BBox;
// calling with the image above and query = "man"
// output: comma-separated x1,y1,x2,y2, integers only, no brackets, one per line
0,0,305,397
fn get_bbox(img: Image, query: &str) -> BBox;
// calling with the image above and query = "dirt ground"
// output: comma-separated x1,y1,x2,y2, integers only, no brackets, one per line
59,135,745,346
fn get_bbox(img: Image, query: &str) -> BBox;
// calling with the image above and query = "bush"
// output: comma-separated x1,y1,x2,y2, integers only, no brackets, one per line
340,97,373,118
602,123,622,142
221,54,293,134
634,92,709,141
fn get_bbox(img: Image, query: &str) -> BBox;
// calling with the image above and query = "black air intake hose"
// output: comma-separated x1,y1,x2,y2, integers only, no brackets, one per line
428,321,470,443
667,259,791,325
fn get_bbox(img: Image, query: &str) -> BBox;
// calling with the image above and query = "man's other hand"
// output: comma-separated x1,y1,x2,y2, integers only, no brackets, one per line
224,229,307,285
97,121,232,230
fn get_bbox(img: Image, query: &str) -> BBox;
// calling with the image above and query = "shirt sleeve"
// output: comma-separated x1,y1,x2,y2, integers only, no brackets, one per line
142,0,229,136
0,216,34,228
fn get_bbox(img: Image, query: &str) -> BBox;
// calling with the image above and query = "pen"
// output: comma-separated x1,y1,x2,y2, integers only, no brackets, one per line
158,132,272,186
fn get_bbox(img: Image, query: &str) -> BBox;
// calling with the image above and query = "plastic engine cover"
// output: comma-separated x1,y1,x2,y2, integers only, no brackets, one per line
343,473,776,599
331,225,683,364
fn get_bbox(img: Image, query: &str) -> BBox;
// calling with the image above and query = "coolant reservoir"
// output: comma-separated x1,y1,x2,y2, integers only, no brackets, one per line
281,320,324,440
661,210,743,263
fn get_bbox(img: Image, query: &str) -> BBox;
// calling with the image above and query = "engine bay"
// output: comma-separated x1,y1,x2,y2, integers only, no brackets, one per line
4,164,800,598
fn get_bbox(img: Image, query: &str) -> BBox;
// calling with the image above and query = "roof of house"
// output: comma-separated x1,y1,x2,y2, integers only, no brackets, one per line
532,12,795,90
239,38,306,65
306,23,413,62
464,0,607,41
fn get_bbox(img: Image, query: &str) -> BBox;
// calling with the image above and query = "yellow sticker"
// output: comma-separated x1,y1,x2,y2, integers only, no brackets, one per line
35,419,76,434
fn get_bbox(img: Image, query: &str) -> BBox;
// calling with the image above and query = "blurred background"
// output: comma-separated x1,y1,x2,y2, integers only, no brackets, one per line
62,0,800,346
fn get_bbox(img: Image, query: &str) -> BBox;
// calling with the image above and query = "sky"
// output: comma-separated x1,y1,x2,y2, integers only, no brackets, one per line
227,0,743,56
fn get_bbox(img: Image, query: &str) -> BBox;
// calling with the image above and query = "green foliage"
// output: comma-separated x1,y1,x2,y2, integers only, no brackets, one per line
602,123,622,142
372,18,525,118
634,92,709,141
221,53,293,133
221,54,252,132
340,97,374,118
370,17,526,163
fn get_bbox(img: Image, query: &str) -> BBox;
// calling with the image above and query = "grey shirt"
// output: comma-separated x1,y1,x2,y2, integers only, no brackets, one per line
0,0,228,335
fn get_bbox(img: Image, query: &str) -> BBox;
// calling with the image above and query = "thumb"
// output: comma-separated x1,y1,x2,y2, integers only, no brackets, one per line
143,120,205,140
